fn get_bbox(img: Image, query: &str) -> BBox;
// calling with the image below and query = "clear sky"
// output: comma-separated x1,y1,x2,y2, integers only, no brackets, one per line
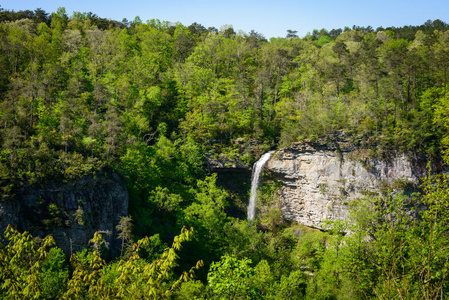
1,0,448,38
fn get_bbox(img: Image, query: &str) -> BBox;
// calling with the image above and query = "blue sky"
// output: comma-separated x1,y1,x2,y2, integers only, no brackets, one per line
1,0,447,38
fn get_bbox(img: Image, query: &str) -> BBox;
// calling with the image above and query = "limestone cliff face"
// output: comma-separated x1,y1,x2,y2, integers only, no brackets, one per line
266,141,430,229
0,172,128,257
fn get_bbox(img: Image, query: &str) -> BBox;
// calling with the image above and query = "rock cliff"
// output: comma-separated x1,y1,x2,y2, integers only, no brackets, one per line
207,158,252,219
266,140,432,229
0,172,128,257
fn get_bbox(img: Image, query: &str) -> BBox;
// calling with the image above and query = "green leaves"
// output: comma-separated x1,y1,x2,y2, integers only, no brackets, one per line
111,226,202,299
0,225,57,299
183,174,229,244
0,226,202,299
1,8,447,193
208,255,255,299
340,173,449,299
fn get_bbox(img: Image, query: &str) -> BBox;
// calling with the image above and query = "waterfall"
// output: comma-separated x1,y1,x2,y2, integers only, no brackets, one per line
247,151,274,221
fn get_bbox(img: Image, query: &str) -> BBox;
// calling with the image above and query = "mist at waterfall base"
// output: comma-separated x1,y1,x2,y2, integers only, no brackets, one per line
247,151,274,221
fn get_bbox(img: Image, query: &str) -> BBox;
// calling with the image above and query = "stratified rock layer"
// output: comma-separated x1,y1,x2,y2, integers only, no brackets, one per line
266,140,430,229
0,172,128,257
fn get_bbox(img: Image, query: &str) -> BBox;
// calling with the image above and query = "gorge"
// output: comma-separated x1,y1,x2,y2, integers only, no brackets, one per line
0,139,439,254
0,11,448,297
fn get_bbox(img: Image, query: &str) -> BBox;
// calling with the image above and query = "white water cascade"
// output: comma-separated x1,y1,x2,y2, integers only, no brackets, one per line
247,151,274,221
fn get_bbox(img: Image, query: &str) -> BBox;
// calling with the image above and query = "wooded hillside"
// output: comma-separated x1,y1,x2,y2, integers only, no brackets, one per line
1,7,449,299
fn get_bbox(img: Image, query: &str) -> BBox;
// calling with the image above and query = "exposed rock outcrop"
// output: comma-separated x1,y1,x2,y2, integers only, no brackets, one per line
208,158,252,219
0,172,128,258
266,140,432,229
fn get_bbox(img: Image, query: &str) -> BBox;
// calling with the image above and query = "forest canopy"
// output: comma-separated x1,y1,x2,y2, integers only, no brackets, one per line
1,7,449,184
0,7,448,191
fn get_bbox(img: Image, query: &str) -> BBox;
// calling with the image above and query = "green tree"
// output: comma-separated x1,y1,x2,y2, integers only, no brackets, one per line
113,227,203,299
343,172,449,299
40,248,69,299
0,225,57,299
116,216,133,258
207,255,255,299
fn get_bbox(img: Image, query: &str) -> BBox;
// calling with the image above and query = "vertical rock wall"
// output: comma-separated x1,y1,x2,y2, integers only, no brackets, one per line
266,141,430,229
0,172,128,257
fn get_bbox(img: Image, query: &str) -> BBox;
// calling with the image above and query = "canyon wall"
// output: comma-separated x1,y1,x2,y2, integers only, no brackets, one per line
0,172,128,257
266,140,433,229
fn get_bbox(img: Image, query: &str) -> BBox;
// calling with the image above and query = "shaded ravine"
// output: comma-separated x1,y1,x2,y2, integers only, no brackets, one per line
247,151,274,221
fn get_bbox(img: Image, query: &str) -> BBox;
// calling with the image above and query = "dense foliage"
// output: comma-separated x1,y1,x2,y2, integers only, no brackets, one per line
2,171,449,299
1,6,449,299
1,7,449,189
